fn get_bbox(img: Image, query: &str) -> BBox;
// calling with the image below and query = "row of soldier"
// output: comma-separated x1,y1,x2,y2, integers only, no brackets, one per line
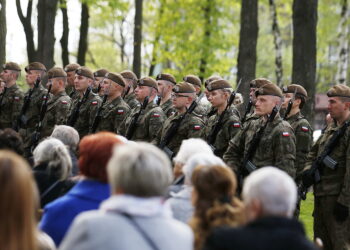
0,61,349,250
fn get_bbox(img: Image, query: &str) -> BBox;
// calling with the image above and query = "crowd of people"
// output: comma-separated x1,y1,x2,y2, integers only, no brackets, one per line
0,61,349,250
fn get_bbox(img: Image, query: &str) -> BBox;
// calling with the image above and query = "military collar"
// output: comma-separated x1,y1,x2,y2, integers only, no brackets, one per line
285,111,303,123
108,95,123,105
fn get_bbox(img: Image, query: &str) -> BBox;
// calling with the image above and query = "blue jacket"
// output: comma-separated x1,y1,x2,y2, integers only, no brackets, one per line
39,179,110,246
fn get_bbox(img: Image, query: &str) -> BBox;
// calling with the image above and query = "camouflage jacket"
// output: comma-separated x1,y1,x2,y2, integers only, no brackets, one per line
68,91,102,139
41,91,71,138
160,98,176,117
155,111,205,155
285,112,313,179
304,117,350,206
94,96,130,133
124,93,140,110
205,107,242,158
224,115,296,178
0,84,24,129
120,101,166,142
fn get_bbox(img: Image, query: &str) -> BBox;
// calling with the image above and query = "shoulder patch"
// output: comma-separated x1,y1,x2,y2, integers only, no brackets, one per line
232,122,241,128
301,126,309,132
42,96,48,100
14,96,20,101
282,132,290,137
152,113,161,117
117,109,125,115
91,101,98,105
61,100,68,104
193,125,201,130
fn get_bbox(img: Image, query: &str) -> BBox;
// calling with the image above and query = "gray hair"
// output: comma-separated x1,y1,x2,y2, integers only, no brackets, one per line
173,138,213,165
51,125,80,151
107,142,173,197
182,153,227,185
33,138,72,180
242,167,297,218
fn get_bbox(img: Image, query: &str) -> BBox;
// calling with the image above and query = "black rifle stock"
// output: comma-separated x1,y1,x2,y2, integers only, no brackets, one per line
241,98,253,124
67,87,91,127
283,87,297,120
13,77,41,131
122,85,131,99
125,96,149,140
90,94,108,133
0,87,7,116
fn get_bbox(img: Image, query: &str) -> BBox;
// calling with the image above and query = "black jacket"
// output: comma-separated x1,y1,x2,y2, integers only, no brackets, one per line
204,216,317,250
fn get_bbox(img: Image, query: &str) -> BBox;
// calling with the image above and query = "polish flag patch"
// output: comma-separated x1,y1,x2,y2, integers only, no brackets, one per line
152,113,160,117
282,132,290,137
91,101,98,105
301,126,309,132
193,125,201,130
232,122,241,128
61,100,68,104
43,96,48,100
14,96,20,101
117,109,124,115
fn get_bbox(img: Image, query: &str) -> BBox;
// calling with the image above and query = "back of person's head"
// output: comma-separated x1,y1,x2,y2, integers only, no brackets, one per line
51,125,80,151
79,132,123,183
182,153,226,185
33,138,72,181
108,142,173,197
0,128,24,156
173,138,213,165
0,150,39,250
242,167,297,219
190,165,243,250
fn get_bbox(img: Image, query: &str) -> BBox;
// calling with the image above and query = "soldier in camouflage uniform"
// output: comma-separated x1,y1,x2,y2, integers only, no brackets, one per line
19,62,48,155
64,63,80,100
0,62,24,129
67,66,101,139
155,82,204,156
302,84,350,250
224,83,296,178
205,79,242,158
120,77,166,142
156,73,176,117
93,68,109,96
120,70,139,110
41,67,71,138
92,72,130,133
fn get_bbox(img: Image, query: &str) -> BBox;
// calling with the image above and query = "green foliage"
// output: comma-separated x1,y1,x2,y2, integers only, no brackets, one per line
300,193,314,240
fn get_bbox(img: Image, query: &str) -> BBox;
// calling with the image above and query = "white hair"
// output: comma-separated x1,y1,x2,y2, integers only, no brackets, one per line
182,153,227,185
242,167,297,218
173,138,213,165
33,138,72,180
107,142,173,197
51,125,80,151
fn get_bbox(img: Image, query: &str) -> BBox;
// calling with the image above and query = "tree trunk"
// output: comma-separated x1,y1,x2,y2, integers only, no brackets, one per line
237,0,258,100
77,2,89,66
133,0,143,78
60,0,69,66
16,0,37,62
269,0,283,87
335,0,349,85
292,0,318,123
37,0,58,69
0,0,6,66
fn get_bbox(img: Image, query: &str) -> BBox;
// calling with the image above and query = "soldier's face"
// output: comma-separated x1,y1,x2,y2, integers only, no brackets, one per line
102,79,113,94
157,80,170,97
66,71,75,86
74,75,90,92
255,95,277,116
207,90,226,108
282,93,293,109
48,78,61,95
93,77,104,88
0,70,14,83
25,70,40,85
328,97,350,120
172,93,190,109
249,87,257,102
135,85,151,102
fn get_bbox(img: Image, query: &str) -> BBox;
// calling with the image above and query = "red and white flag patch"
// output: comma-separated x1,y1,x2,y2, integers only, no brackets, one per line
193,125,201,130
43,96,48,100
282,132,290,137
152,113,160,117
232,122,241,128
301,126,309,132
14,96,20,101
117,109,124,115
61,100,68,104
91,101,98,105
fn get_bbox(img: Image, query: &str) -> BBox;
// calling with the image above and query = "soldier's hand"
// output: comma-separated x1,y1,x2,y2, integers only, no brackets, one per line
301,169,314,188
333,202,349,222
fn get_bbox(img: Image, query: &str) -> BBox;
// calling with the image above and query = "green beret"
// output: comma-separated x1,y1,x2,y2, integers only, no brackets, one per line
183,75,202,87
121,70,138,88
25,62,46,72
173,82,196,93
2,62,21,71
255,83,283,98
204,75,222,87
105,72,125,87
156,73,176,85
282,84,308,98
94,69,109,78
137,77,158,91
327,84,350,98
250,78,272,88
207,79,232,92
75,66,94,80
47,67,67,79
64,63,80,72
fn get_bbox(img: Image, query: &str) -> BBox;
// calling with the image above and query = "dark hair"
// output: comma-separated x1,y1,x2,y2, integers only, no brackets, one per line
0,128,24,156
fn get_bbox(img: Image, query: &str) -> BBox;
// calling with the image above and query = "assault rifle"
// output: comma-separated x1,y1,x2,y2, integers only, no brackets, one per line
67,87,91,127
90,93,108,133
13,77,41,131
125,96,149,140
0,86,7,116
241,98,253,124
159,99,198,159
30,82,52,151
122,85,131,99
283,87,297,120
299,121,350,200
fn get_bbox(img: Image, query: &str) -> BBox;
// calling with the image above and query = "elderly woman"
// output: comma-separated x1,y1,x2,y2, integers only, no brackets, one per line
60,142,193,250
167,153,226,223
33,138,73,208
40,132,123,247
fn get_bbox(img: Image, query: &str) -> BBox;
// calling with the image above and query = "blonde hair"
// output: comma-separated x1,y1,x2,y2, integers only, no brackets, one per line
0,150,39,250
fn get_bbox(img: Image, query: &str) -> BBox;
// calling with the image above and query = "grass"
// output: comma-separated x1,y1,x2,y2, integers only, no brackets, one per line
299,193,314,240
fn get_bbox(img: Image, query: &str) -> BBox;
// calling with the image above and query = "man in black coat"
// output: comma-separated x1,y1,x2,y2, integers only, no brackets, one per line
204,167,317,250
